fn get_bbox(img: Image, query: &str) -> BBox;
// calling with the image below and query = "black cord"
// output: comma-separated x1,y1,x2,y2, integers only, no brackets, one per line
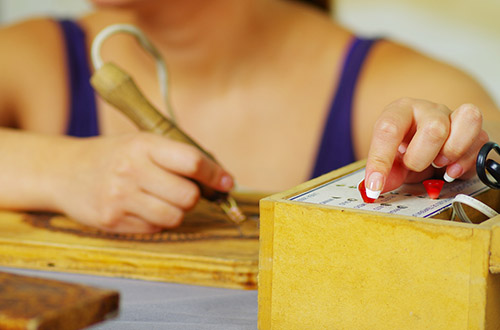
476,141,500,189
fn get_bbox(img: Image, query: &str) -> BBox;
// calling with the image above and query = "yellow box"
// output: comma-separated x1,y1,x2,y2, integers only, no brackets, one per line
258,161,500,329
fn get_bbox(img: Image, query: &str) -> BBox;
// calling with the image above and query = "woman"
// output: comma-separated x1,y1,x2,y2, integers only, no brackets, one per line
0,0,497,232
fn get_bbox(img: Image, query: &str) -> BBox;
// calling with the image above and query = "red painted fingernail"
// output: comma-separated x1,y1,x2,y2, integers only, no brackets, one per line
358,179,376,203
423,179,444,199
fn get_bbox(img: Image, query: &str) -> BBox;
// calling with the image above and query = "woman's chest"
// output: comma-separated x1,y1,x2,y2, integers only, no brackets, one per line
97,79,335,191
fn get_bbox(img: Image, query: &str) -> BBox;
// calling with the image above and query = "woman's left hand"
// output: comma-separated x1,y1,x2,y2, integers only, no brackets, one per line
363,97,489,199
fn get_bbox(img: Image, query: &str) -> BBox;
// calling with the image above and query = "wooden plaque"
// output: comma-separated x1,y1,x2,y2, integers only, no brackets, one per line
0,192,264,290
0,271,119,330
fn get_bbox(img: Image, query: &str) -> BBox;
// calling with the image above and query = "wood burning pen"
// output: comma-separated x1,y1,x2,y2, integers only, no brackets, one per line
90,62,246,224
89,24,245,224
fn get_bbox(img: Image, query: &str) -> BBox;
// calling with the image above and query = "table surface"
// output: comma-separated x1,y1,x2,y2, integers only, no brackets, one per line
0,266,258,330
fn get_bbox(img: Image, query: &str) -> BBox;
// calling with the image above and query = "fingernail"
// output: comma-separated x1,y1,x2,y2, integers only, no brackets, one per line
366,172,384,199
358,179,375,203
443,172,455,183
433,155,450,168
431,162,441,169
398,143,407,155
220,174,233,190
444,163,463,183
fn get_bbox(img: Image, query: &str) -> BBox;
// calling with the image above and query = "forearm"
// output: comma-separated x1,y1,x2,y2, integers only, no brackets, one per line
0,128,75,212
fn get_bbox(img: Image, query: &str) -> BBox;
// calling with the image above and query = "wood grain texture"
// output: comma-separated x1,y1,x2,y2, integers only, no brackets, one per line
0,192,265,290
0,271,118,330
259,160,500,329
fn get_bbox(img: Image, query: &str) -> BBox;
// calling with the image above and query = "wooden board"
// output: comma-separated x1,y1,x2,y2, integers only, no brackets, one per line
259,160,500,329
0,192,265,290
0,271,119,330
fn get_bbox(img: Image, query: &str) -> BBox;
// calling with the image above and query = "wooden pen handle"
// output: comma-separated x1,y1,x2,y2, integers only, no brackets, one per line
90,62,215,161
90,62,226,202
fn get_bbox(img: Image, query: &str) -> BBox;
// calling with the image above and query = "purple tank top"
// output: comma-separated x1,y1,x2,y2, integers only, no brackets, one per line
310,37,378,178
59,20,378,178
59,19,99,137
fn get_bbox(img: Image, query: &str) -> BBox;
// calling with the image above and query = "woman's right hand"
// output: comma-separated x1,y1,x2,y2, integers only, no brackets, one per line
53,132,234,233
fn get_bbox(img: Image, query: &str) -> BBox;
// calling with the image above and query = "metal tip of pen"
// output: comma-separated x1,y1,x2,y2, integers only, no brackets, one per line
219,196,246,224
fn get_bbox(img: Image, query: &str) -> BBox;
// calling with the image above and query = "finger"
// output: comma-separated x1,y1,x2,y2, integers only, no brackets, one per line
125,190,186,229
379,153,435,191
138,163,201,210
365,99,414,198
179,150,234,191
403,104,451,172
443,129,489,182
97,214,162,234
403,167,436,184
432,104,483,168
148,137,234,192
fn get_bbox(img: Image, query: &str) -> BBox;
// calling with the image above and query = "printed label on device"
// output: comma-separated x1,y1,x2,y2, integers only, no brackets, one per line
289,169,488,218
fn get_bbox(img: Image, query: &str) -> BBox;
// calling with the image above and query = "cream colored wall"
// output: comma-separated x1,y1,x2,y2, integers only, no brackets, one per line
0,0,90,21
336,0,500,107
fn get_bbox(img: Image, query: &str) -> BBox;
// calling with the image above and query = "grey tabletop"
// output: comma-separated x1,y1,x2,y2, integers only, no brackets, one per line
0,266,258,330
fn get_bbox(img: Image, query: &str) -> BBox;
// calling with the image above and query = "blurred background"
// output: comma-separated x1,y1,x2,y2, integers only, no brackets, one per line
0,0,499,107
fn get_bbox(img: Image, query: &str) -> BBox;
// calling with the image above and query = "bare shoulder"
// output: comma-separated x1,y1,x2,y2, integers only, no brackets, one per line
0,17,61,43
0,18,65,77
0,18,68,131
361,39,496,110
352,39,500,157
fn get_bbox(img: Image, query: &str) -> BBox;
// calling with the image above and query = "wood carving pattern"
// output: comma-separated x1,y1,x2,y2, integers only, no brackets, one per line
22,199,260,242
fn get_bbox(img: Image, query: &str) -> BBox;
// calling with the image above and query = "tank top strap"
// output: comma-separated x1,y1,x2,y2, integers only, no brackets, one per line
310,36,379,178
58,19,99,137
